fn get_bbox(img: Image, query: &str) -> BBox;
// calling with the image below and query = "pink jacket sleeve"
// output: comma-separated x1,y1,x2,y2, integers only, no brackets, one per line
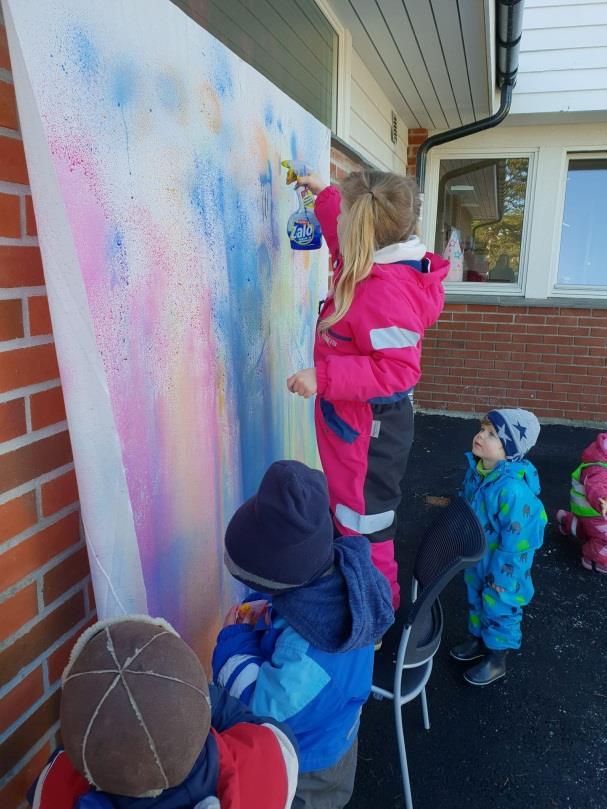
315,185,341,263
581,464,607,512
316,280,425,401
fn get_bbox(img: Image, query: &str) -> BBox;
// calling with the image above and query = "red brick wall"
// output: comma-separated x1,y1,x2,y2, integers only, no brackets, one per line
332,128,428,180
330,142,367,181
0,22,95,808
417,303,607,423
407,128,428,176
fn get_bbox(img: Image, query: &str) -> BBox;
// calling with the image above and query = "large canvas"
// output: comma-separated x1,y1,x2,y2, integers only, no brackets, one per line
4,0,329,661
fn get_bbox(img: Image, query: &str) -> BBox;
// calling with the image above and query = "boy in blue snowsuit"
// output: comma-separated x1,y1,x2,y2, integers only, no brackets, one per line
450,408,547,686
212,460,394,809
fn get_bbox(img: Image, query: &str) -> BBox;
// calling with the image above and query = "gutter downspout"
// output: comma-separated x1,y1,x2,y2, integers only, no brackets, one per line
415,0,525,189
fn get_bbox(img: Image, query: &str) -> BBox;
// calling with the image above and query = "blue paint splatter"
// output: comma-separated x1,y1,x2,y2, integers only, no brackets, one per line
156,73,182,112
147,534,188,625
107,226,128,289
70,27,99,80
277,119,284,134
210,43,234,99
189,155,278,498
110,63,137,188
111,62,137,108
264,105,274,127
190,156,226,244
259,161,280,249
290,131,298,159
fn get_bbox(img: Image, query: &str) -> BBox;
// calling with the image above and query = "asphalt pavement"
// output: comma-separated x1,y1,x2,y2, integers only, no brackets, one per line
350,413,606,809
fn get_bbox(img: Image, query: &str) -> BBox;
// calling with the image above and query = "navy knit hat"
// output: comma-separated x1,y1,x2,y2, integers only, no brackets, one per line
486,408,540,461
224,460,334,593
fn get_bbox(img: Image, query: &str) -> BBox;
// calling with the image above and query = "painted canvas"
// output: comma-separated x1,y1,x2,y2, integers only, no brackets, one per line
4,0,329,661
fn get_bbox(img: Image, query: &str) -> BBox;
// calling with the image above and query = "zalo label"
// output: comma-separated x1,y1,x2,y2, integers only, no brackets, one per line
287,211,322,250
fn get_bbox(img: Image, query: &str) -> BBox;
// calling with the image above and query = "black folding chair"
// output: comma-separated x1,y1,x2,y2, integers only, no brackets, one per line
371,497,486,809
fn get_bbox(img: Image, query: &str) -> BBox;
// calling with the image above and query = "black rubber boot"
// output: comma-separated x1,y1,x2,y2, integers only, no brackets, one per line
450,635,485,662
464,649,509,686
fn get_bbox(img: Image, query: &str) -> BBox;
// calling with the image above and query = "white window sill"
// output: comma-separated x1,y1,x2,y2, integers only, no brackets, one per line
444,293,607,309
444,282,524,296
551,286,607,299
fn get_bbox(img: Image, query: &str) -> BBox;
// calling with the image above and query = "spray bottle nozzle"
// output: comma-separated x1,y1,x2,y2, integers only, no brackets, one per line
281,160,310,186
281,160,299,185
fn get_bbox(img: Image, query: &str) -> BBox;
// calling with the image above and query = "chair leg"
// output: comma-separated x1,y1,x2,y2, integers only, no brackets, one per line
394,699,414,809
420,687,430,731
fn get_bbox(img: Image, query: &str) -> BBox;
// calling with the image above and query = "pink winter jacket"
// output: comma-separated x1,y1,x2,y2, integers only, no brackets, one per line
313,186,449,402
580,433,607,513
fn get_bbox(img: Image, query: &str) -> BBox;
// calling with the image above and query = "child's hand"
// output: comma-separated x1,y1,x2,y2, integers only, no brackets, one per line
223,605,240,627
296,173,328,196
223,600,269,627
600,497,607,518
287,368,317,398
238,599,269,626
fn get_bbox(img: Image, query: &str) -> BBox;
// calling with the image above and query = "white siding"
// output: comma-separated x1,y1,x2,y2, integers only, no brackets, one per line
347,49,408,172
512,0,607,116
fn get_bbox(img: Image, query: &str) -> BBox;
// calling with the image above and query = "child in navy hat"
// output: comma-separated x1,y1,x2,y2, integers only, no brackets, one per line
450,408,548,686
212,460,394,809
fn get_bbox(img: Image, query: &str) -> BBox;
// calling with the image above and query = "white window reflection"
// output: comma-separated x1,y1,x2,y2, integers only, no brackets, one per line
558,159,607,287
435,158,529,285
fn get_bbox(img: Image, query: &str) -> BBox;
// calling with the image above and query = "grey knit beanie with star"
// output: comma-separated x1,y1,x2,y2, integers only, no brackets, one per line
485,408,540,461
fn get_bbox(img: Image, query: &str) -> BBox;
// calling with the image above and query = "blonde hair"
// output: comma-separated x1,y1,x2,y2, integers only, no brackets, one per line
319,170,421,332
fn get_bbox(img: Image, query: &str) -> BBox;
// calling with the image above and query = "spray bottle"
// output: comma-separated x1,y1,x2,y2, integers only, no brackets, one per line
281,160,322,250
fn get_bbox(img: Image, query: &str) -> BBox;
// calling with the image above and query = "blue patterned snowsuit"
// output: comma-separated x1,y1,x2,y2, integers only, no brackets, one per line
460,453,547,650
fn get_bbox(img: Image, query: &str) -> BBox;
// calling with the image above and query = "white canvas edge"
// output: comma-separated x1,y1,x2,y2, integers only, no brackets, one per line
3,0,148,618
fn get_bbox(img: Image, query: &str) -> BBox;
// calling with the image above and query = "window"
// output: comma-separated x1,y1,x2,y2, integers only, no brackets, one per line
434,157,530,287
556,157,607,289
171,0,338,130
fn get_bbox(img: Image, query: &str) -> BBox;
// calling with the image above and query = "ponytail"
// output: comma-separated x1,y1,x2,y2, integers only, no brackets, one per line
319,192,375,332
318,170,420,332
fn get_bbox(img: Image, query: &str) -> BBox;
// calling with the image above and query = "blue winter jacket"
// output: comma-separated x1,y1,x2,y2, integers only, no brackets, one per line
212,535,394,773
460,452,547,600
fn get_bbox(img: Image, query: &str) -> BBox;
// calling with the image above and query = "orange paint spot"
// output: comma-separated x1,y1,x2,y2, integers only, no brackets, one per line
197,83,221,134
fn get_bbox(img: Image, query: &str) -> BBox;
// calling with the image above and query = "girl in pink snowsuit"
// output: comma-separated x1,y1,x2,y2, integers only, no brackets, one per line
287,170,449,608
557,432,607,574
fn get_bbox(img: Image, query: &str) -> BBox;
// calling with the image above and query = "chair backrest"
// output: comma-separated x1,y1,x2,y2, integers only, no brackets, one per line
404,496,486,666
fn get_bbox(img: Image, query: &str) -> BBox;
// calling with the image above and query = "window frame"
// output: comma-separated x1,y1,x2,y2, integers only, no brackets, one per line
423,146,537,297
314,0,350,139
550,150,607,299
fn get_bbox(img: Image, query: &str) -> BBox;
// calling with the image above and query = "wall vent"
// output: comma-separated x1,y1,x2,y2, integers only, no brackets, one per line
390,111,398,144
